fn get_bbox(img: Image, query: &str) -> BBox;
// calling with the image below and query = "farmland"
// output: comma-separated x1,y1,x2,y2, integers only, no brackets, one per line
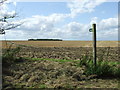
1,41,119,48
1,40,120,89
1,41,119,62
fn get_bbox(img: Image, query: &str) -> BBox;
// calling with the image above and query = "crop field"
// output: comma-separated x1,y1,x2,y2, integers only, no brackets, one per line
1,41,119,48
1,40,120,89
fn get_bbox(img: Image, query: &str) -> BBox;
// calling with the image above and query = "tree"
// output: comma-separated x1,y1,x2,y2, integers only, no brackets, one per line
0,0,22,34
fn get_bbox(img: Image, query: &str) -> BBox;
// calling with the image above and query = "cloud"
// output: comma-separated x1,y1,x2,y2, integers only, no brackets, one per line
20,14,67,32
90,17,98,24
0,0,118,40
60,22,90,40
67,0,107,17
5,30,26,40
98,18,118,31
1,16,118,41
8,14,67,39
97,17,118,40
0,0,17,17
90,17,118,40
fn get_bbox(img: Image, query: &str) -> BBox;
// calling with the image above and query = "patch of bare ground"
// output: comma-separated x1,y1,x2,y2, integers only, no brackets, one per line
2,59,119,89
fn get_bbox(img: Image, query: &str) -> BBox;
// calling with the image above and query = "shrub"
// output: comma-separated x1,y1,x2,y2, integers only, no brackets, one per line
79,56,120,78
2,45,21,64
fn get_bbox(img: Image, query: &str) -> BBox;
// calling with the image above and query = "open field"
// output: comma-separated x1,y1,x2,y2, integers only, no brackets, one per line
3,58,119,89
14,47,119,62
1,40,120,89
0,41,119,48
1,41,119,62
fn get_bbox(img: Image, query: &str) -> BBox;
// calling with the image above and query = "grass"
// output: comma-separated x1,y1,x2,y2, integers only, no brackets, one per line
39,84,47,88
24,56,120,78
24,57,79,64
79,56,120,78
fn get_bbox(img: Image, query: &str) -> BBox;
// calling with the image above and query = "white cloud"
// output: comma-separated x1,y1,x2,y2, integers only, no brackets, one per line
21,14,66,32
98,18,118,31
0,0,17,18
67,0,107,17
17,16,117,40
60,22,90,40
0,0,118,40
97,17,118,40
5,30,26,40
90,17,98,24
1,16,118,40
4,17,91,40
97,29,118,40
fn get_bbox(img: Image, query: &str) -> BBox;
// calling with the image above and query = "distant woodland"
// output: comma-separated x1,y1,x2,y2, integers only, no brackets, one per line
28,39,63,41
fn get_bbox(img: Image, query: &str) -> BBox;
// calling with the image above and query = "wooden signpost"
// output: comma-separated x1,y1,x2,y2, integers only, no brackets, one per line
89,24,97,67
0,29,5,34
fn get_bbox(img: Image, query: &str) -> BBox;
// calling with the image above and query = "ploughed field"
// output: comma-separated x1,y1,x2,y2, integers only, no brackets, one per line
15,46,119,62
1,41,120,89
1,41,119,62
3,59,119,89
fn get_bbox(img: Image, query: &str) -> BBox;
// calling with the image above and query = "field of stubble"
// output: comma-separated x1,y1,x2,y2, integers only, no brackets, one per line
1,41,119,48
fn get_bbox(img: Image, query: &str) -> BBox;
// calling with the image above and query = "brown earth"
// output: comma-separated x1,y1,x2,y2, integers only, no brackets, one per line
2,59,119,89
15,46,119,62
1,41,119,62
1,40,120,89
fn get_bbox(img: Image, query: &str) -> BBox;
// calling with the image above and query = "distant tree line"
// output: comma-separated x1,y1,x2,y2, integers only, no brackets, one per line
28,39,63,41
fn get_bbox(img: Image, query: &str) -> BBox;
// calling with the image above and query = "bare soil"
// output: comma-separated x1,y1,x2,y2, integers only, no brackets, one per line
16,46,119,62
3,59,119,89
1,41,120,89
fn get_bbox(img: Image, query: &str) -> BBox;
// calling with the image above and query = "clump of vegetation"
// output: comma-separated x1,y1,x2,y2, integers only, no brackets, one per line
39,84,47,88
79,55,120,78
2,44,22,65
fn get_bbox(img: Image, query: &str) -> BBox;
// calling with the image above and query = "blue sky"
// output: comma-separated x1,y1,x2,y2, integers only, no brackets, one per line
0,0,118,40
17,2,70,16
17,2,117,24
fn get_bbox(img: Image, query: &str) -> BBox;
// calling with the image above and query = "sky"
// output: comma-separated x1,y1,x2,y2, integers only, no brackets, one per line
0,0,119,41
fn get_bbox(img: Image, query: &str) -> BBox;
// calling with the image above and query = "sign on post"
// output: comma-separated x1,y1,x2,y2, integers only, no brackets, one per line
89,24,97,67
0,29,5,34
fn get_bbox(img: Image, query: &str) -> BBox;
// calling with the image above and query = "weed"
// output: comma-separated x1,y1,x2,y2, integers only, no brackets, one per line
79,57,120,78
2,44,21,64
39,84,47,88
24,57,77,63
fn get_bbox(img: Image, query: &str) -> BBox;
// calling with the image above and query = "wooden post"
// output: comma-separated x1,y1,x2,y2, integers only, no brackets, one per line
92,24,97,66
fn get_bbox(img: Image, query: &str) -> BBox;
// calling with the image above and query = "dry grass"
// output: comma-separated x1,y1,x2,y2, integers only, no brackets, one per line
0,40,119,49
